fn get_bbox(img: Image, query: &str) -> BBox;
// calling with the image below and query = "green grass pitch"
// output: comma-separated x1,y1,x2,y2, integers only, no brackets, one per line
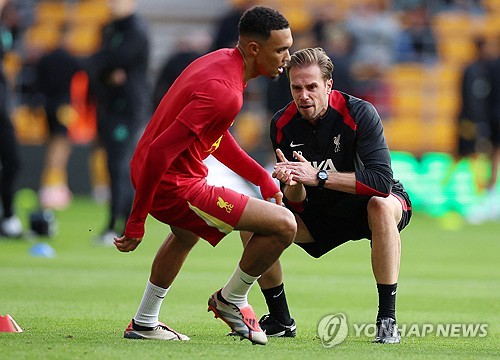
1,196,499,359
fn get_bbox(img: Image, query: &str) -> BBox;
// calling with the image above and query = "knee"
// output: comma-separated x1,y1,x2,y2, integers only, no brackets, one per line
273,208,297,248
170,232,199,250
367,197,394,221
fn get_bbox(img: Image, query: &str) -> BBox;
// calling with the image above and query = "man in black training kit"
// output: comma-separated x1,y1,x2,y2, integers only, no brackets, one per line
86,0,150,243
246,47,412,343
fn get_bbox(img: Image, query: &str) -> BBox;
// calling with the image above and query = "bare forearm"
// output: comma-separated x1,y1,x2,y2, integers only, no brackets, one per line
322,171,356,194
283,183,306,202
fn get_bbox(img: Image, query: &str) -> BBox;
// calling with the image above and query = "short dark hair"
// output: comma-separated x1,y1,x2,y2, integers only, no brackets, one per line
238,6,289,41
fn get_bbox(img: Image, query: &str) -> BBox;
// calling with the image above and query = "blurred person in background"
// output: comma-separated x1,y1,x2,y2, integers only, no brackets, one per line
322,24,356,94
36,24,82,210
0,0,22,238
344,0,400,114
456,37,495,166
86,0,151,245
395,3,438,64
486,36,500,194
210,0,256,51
152,31,210,108
450,35,500,223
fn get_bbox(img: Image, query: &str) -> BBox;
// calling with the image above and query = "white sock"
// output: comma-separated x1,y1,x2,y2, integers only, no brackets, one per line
221,264,260,308
133,280,169,327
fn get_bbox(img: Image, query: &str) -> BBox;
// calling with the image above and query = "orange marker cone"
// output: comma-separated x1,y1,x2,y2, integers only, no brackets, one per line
0,314,23,332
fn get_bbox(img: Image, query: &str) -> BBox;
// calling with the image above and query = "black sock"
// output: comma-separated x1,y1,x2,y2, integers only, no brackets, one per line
376,283,397,321
261,283,293,326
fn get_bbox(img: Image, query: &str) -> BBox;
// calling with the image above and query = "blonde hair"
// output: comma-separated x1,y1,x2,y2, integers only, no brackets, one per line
286,47,334,81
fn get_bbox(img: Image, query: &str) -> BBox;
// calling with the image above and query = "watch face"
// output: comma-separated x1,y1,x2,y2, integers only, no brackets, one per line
318,170,328,180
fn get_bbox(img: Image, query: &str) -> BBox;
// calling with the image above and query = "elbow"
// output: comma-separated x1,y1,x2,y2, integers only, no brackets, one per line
355,169,393,197
377,179,392,197
355,178,392,197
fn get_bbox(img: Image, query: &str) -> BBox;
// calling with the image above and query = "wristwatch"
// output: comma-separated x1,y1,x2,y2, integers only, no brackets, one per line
316,170,328,189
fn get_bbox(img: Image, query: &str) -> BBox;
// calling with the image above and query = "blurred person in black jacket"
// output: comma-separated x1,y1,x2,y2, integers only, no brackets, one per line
36,25,82,210
456,36,499,191
0,0,22,238
86,0,151,245
210,0,256,51
153,31,210,108
455,36,500,224
486,37,500,193
457,37,493,159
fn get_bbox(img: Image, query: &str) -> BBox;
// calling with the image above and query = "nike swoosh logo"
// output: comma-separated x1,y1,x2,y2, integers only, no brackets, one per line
290,141,305,148
240,277,253,285
155,295,166,299
273,288,284,298
391,290,397,296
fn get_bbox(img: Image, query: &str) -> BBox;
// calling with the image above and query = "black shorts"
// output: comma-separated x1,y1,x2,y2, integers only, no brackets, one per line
46,102,70,135
295,181,412,258
490,117,500,146
457,118,477,157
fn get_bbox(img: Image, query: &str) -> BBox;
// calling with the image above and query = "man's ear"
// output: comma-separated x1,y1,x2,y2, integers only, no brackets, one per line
248,41,259,56
327,78,333,94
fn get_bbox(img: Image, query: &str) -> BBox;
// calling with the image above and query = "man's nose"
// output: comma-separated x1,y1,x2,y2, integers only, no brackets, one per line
299,89,309,100
284,50,291,62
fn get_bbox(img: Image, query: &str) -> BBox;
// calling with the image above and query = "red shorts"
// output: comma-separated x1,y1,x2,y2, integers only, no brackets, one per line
149,179,249,246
